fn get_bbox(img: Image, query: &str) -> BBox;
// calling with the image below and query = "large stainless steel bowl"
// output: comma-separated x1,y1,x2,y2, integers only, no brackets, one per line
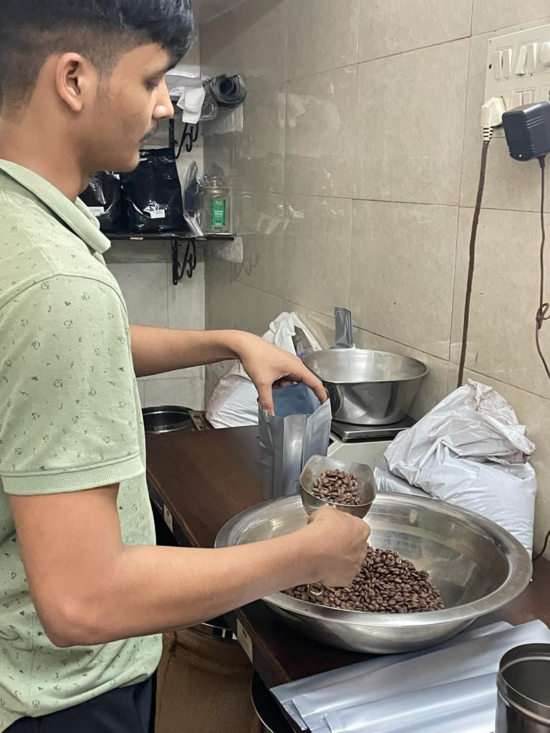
304,349,428,425
216,494,532,654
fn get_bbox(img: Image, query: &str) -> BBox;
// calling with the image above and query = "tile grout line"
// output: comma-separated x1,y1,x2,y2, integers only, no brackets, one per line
210,279,550,402
475,13,550,38
356,34,472,68
284,14,550,85
229,280,450,363
456,30,474,211
353,0,360,67
227,186,550,214
462,366,550,403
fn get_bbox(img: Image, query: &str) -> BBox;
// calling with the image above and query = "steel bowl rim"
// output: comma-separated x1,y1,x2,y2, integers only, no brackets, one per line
304,349,429,386
216,494,532,628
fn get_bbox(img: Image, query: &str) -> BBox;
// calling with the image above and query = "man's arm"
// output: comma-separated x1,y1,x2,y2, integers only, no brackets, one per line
130,325,246,375
130,325,327,413
10,487,370,648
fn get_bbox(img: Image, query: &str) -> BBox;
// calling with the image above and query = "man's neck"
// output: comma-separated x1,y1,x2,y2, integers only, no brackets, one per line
0,119,85,202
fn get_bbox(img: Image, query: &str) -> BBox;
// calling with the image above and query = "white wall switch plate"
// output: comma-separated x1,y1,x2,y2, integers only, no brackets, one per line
485,24,550,111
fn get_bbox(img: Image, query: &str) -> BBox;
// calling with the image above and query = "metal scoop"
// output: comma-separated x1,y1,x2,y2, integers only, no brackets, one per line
299,455,376,596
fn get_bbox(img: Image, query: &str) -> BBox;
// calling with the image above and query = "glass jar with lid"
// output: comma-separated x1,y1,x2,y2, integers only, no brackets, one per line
199,175,232,235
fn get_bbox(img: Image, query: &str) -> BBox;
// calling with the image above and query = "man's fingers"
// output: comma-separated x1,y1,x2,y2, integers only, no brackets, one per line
289,367,328,404
257,383,275,415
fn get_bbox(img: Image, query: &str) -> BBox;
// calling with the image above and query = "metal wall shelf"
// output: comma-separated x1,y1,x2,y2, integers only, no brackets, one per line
106,231,236,285
107,231,235,242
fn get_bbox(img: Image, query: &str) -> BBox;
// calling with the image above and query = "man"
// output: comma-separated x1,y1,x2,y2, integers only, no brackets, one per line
0,2,370,730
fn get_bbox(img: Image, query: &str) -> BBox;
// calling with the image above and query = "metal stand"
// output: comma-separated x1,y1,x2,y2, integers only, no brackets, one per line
172,239,197,284
168,118,200,158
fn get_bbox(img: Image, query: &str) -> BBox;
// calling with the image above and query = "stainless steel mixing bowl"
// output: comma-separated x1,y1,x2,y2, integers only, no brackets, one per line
216,494,532,654
303,349,428,425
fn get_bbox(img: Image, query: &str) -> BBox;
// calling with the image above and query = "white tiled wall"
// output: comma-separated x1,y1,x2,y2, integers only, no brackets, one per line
200,1,550,558
106,32,205,411
107,253,206,410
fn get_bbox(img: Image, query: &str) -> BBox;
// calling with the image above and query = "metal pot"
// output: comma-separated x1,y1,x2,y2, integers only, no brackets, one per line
304,348,428,425
496,644,550,732
251,674,292,733
142,405,195,434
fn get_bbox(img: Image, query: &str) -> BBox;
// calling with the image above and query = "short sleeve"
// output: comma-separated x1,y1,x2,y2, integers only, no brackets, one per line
0,274,144,495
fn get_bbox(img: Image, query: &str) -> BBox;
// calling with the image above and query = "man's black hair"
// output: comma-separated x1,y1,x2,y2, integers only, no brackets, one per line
0,0,195,107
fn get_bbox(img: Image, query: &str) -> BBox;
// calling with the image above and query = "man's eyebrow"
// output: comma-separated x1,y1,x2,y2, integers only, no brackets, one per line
145,61,177,78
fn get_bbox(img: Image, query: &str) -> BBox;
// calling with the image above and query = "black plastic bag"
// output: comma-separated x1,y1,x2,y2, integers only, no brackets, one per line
122,149,185,234
80,171,123,233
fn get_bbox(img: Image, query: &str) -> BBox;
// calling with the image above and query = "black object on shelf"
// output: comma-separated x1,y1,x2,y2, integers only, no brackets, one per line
121,148,185,234
80,171,124,233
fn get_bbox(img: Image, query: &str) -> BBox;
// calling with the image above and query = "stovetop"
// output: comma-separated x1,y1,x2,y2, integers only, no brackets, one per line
331,415,416,442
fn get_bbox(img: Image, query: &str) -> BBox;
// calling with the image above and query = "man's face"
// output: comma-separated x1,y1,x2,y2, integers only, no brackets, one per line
80,44,175,173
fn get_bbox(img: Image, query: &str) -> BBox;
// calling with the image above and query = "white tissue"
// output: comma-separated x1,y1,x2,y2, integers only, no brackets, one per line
167,71,205,124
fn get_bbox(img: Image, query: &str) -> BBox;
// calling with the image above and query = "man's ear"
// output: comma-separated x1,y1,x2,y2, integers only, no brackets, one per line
54,53,97,113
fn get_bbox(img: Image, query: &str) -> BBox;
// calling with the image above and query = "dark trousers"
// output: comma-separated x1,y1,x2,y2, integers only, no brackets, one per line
6,677,154,733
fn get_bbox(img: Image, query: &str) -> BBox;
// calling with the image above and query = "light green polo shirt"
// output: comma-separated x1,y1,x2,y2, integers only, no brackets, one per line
0,161,161,731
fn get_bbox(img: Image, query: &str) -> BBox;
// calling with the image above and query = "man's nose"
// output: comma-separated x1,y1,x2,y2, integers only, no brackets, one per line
153,79,175,120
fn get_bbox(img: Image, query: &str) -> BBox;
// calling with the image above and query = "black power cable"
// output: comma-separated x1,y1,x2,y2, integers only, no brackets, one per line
535,157,550,380
457,141,550,562
534,156,550,562
533,529,550,562
457,139,491,388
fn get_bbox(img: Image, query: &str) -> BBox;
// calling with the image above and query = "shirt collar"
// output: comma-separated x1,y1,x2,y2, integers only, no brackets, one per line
0,160,111,255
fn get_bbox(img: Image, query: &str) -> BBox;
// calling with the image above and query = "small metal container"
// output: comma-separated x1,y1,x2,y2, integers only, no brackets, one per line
299,455,376,519
496,644,550,732
142,405,194,434
251,674,292,733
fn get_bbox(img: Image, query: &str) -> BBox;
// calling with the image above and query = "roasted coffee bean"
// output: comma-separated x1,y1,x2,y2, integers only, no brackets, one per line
311,469,362,506
285,546,445,614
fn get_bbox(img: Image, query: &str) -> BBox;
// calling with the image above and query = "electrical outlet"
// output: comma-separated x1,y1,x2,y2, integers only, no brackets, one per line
486,25,550,112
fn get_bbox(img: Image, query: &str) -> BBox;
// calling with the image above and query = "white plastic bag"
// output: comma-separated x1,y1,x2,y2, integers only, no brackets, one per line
384,381,537,552
206,313,322,429
374,457,428,498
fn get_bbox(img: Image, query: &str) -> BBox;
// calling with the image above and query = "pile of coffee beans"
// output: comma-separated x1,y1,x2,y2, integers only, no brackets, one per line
311,469,361,505
285,547,445,613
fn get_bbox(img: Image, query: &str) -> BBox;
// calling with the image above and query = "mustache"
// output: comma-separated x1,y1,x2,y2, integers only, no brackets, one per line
142,124,160,142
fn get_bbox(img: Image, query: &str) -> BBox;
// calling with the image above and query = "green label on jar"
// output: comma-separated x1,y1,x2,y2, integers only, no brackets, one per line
211,197,227,228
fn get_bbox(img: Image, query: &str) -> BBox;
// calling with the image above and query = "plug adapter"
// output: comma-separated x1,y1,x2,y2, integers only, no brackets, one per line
502,101,550,161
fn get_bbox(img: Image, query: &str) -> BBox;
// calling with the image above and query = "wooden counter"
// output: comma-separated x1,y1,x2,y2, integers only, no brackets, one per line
146,426,550,727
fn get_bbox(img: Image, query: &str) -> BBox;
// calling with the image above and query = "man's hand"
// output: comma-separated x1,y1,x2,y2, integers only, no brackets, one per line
235,332,327,413
129,326,327,412
306,507,371,588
